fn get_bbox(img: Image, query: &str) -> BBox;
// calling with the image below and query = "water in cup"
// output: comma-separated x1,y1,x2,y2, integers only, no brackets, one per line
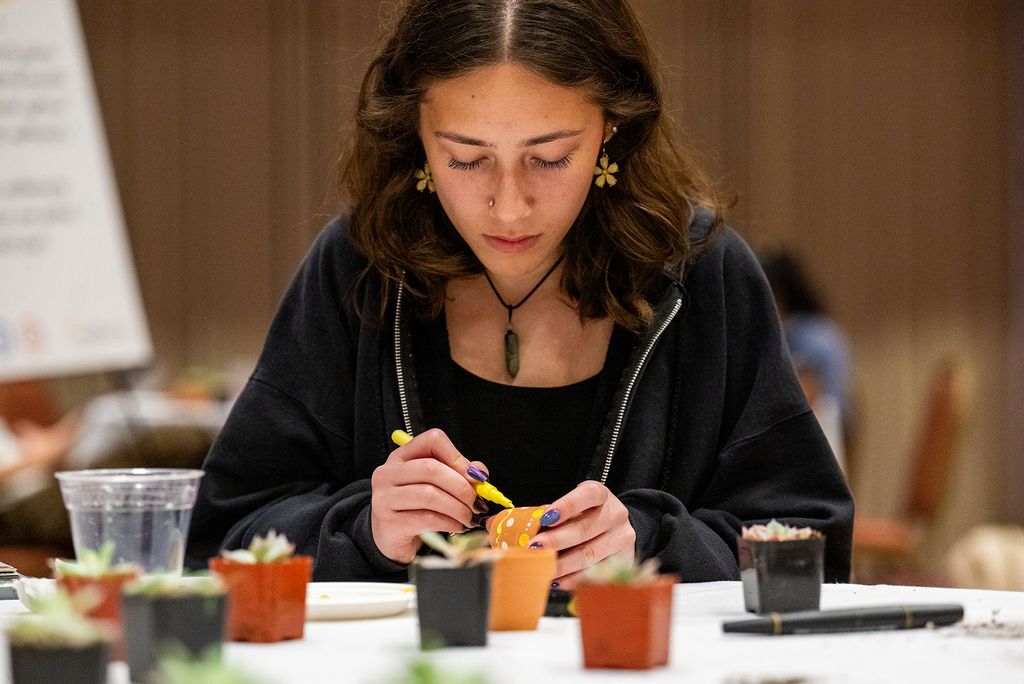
56,469,204,574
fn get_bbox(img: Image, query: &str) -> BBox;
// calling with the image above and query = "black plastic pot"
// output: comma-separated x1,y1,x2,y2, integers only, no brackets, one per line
121,593,227,682
738,536,825,614
9,642,109,684
412,562,492,648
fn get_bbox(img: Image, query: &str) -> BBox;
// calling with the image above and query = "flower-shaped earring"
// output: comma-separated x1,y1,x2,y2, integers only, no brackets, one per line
415,161,435,193
593,148,618,188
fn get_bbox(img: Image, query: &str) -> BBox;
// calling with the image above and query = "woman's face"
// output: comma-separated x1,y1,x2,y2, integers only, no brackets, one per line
419,63,608,283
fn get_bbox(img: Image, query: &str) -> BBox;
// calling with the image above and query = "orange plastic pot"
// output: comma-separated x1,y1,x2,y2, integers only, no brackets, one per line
488,547,556,630
56,571,139,660
574,576,676,669
210,556,312,643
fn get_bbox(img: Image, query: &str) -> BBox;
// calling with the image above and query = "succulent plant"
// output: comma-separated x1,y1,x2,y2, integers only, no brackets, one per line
6,584,109,648
741,519,822,541
123,573,225,597
220,530,296,564
52,541,140,578
582,553,662,585
416,531,494,567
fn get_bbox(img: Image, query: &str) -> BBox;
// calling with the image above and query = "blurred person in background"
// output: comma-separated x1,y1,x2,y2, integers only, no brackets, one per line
760,249,854,475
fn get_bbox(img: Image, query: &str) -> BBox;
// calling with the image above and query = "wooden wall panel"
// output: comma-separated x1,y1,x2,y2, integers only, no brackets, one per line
1009,0,1024,520
635,0,1010,559
72,0,1012,568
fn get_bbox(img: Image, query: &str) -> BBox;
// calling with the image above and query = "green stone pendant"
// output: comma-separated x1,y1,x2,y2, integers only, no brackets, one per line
504,328,520,378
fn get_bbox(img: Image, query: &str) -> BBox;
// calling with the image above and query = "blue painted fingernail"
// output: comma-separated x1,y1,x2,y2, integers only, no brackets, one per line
529,542,544,549
467,466,488,482
540,509,560,527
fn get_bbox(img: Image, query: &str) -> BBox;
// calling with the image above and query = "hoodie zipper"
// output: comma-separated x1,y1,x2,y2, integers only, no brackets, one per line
599,296,682,484
394,280,413,435
393,279,683,480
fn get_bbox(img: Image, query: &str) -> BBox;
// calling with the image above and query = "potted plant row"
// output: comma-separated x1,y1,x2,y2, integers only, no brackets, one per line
210,530,313,643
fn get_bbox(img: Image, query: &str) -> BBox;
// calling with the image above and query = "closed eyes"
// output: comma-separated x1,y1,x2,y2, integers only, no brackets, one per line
446,154,574,171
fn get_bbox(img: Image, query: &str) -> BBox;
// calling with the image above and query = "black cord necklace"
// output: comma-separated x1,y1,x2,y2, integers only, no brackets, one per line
482,253,565,378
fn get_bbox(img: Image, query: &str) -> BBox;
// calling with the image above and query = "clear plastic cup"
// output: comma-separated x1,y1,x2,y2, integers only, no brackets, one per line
55,468,204,575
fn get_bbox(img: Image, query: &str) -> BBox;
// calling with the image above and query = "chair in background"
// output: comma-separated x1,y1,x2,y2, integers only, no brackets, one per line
851,357,976,585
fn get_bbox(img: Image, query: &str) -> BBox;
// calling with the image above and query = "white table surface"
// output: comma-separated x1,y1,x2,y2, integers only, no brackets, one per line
3,581,1024,683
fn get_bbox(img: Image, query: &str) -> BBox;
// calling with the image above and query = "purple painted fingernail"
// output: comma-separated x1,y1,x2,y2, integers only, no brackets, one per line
540,509,560,527
470,513,487,528
467,466,488,482
529,542,544,549
474,497,490,514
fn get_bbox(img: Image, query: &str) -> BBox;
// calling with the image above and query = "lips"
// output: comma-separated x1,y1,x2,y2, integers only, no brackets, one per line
484,234,540,254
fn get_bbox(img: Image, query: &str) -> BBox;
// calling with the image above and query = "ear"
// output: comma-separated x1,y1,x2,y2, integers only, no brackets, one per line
603,120,620,144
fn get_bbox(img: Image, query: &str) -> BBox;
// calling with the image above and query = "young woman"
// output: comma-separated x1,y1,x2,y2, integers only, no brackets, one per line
186,0,853,587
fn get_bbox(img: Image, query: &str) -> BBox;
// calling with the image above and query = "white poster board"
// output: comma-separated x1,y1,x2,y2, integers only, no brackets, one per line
0,0,152,381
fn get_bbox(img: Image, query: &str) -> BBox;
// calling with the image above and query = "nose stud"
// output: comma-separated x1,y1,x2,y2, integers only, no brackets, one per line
488,198,495,208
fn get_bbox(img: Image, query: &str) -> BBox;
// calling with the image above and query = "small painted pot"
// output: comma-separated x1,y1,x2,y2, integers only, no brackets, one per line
489,505,547,550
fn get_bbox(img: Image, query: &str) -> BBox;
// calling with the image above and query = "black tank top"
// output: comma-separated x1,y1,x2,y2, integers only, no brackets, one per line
414,311,631,509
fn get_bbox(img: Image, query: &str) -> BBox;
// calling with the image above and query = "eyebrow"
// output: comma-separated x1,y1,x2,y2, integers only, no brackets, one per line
434,129,584,148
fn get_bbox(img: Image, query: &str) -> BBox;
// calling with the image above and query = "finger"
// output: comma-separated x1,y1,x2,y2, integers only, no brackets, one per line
390,510,470,538
551,568,586,591
553,530,634,580
390,428,477,482
532,496,632,553
537,480,608,529
381,483,475,527
386,458,478,506
467,460,490,482
530,507,604,551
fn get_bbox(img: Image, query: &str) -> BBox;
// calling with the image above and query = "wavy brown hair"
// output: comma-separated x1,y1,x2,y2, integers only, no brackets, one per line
340,0,723,331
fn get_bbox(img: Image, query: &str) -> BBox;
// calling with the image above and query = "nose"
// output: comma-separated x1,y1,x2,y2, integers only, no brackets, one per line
489,169,531,223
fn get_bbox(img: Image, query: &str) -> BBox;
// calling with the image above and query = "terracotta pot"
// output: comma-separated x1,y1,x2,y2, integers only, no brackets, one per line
121,592,227,682
574,576,676,670
412,562,492,647
488,547,556,631
210,555,312,642
56,571,139,660
738,536,825,614
8,642,109,684
489,506,547,550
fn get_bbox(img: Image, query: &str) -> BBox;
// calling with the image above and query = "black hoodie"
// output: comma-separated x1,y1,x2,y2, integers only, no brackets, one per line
186,212,854,582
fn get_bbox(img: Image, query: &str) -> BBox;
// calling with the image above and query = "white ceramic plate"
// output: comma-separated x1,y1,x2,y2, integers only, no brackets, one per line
306,582,415,621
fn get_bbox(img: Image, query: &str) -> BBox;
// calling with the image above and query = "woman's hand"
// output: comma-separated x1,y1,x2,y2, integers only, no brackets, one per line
529,480,636,589
370,428,489,564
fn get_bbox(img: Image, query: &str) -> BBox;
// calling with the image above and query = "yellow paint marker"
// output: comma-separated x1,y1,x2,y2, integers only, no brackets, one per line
390,429,514,509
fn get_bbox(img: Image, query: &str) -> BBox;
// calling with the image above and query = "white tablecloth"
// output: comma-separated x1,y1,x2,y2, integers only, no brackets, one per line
3,581,1024,683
